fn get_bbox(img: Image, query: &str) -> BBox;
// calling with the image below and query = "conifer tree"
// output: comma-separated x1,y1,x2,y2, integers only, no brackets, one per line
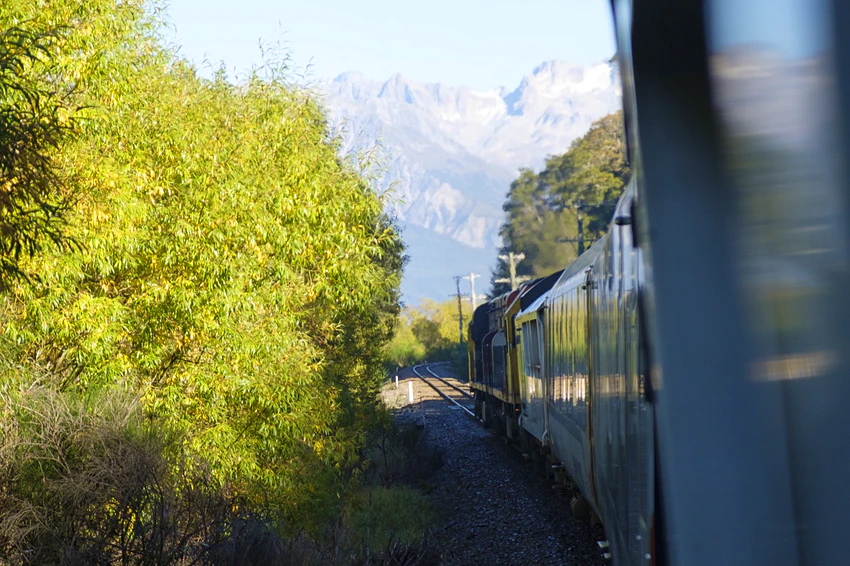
491,111,629,295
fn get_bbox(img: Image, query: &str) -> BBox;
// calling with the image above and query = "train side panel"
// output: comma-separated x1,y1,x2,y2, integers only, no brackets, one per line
544,268,598,515
516,302,547,442
589,188,654,565
589,217,628,562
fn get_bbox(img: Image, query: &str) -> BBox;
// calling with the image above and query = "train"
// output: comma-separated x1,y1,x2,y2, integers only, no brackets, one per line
466,1,850,563
468,183,653,565
465,1,850,564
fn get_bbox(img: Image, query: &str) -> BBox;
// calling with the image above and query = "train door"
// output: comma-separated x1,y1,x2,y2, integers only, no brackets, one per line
603,223,630,560
539,309,550,450
519,315,547,442
620,212,636,561
588,227,631,563
621,197,654,564
634,247,655,564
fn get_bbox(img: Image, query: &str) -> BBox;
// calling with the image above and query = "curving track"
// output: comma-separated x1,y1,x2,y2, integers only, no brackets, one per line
412,363,478,420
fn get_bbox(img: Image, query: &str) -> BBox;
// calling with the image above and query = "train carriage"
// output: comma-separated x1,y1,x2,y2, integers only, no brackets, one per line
472,183,655,565
470,271,563,437
515,292,547,444
466,1,850,562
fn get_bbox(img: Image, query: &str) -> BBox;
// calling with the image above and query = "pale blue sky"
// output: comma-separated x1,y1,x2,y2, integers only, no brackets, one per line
165,0,616,90
709,0,830,56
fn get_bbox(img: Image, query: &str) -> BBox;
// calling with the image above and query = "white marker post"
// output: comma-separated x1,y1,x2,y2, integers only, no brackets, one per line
395,375,398,389
408,381,414,404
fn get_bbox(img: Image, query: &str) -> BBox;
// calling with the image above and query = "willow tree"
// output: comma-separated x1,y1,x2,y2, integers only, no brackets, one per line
0,23,75,286
0,0,404,537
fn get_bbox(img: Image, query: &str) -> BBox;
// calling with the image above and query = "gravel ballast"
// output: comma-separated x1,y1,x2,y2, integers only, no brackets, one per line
385,365,607,566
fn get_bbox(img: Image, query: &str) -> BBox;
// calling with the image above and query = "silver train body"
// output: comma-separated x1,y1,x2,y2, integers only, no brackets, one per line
472,1,850,563
470,183,654,565
515,185,652,566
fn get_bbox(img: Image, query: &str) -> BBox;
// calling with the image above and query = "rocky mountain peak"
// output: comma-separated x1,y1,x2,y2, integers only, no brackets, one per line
320,60,621,303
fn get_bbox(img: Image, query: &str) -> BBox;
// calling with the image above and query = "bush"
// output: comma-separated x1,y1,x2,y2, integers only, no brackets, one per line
1,0,404,542
447,343,470,381
384,301,473,378
362,419,444,487
0,388,448,565
342,417,443,565
0,0,407,560
2,388,197,563
345,486,435,557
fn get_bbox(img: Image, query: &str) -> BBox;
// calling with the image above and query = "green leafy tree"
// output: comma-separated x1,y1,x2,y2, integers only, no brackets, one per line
0,0,405,541
0,23,77,287
543,111,630,237
385,308,427,368
491,111,629,295
384,299,472,369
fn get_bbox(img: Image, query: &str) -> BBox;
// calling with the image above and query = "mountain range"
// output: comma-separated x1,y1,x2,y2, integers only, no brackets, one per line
319,59,621,304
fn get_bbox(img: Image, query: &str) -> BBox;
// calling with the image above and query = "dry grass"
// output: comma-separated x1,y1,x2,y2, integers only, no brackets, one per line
0,386,294,565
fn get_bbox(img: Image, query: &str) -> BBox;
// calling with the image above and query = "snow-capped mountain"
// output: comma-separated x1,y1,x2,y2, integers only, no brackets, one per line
320,60,621,303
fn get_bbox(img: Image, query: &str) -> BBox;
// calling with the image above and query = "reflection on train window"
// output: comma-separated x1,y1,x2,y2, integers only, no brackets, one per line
522,320,542,398
549,282,590,430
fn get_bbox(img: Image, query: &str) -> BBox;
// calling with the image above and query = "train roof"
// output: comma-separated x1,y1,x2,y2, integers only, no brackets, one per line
519,290,548,319
470,301,490,342
519,269,563,310
550,233,607,293
516,186,636,319
515,239,607,321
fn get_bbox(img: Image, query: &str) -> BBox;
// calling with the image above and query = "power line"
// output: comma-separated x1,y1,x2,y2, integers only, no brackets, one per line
451,276,466,344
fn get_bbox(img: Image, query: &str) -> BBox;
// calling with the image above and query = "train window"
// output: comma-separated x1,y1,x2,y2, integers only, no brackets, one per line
707,0,847,377
492,331,507,390
522,322,530,375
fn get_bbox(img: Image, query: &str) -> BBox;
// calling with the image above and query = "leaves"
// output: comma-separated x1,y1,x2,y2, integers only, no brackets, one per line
491,111,629,295
0,0,404,533
0,23,76,288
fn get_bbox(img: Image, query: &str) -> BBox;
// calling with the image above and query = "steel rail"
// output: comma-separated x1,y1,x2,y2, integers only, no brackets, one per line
412,363,477,419
422,363,473,399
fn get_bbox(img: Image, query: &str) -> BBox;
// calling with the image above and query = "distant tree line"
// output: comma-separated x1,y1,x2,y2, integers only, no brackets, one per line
491,112,630,295
385,299,473,377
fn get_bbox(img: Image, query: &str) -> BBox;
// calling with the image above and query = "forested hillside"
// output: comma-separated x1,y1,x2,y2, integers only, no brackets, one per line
491,112,629,295
0,1,411,562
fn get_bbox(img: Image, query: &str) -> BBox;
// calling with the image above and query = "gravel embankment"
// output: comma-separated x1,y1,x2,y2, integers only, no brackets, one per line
384,365,606,566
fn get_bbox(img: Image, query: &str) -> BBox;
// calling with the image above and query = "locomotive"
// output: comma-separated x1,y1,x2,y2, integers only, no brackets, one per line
468,184,653,565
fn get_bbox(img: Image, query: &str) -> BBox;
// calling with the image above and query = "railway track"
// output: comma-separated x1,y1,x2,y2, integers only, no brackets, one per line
412,363,478,420
419,362,473,399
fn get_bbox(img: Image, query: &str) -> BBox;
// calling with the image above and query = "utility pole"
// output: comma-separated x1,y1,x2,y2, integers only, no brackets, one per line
495,252,532,290
576,202,585,255
463,272,481,310
556,202,594,256
452,275,465,344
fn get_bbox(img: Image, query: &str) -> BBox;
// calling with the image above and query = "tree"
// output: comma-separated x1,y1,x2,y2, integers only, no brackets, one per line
543,112,630,237
0,23,76,287
384,299,473,369
491,111,629,295
0,0,405,541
